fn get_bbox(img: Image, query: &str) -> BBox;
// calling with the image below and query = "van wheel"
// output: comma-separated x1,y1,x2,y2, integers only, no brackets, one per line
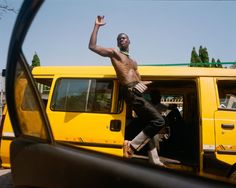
230,170,236,182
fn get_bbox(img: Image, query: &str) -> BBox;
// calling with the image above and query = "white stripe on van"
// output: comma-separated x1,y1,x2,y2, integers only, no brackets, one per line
203,144,215,152
2,132,15,137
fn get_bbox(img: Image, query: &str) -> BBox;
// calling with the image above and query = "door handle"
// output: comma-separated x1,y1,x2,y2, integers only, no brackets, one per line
110,120,121,132
221,124,234,130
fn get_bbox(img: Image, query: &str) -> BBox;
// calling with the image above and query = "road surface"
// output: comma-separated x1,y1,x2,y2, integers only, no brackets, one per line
0,168,13,188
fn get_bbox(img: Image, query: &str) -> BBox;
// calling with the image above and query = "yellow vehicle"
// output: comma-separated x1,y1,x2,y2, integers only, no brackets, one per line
1,65,236,180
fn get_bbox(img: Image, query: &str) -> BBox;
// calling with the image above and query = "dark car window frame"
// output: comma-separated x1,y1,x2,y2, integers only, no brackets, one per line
5,0,53,143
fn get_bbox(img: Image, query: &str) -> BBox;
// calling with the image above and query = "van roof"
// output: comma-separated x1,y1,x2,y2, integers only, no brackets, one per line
32,66,236,78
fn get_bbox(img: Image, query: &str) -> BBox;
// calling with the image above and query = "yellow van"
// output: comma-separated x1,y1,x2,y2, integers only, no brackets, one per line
1,65,236,180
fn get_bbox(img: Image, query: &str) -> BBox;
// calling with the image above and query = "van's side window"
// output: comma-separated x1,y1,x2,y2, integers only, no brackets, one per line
35,78,53,107
217,80,236,110
51,78,113,113
22,78,53,110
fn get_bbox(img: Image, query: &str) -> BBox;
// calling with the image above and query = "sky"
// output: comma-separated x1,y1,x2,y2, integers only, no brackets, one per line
1,0,236,72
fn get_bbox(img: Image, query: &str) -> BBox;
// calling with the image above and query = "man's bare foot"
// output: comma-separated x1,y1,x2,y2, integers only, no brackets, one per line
123,140,134,158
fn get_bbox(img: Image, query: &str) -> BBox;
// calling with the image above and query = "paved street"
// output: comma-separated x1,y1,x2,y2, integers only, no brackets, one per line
0,168,13,188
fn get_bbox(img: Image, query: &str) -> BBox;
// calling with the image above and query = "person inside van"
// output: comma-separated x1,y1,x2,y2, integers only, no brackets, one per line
89,15,165,164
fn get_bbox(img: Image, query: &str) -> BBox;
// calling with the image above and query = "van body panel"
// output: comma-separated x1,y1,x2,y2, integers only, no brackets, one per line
200,77,216,147
0,109,14,168
47,111,126,156
215,111,236,165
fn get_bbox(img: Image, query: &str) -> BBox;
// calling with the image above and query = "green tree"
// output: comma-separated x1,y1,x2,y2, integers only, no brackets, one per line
190,46,223,68
31,52,40,67
216,59,222,68
201,47,210,67
198,46,203,62
190,47,202,67
211,58,217,67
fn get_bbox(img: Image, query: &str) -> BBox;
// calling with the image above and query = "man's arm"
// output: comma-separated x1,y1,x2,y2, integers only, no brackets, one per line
89,16,114,57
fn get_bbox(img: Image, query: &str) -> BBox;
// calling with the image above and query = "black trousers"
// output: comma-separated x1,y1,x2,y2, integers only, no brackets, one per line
123,83,165,138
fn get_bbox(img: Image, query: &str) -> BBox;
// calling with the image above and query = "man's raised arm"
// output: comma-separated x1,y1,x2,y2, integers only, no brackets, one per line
89,15,114,57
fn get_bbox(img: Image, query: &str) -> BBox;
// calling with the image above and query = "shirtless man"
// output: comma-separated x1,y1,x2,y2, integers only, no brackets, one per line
89,15,165,163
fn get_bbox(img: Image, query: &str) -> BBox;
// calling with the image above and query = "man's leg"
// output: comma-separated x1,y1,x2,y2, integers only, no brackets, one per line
123,131,150,158
123,91,165,158
148,135,165,166
124,133,165,167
